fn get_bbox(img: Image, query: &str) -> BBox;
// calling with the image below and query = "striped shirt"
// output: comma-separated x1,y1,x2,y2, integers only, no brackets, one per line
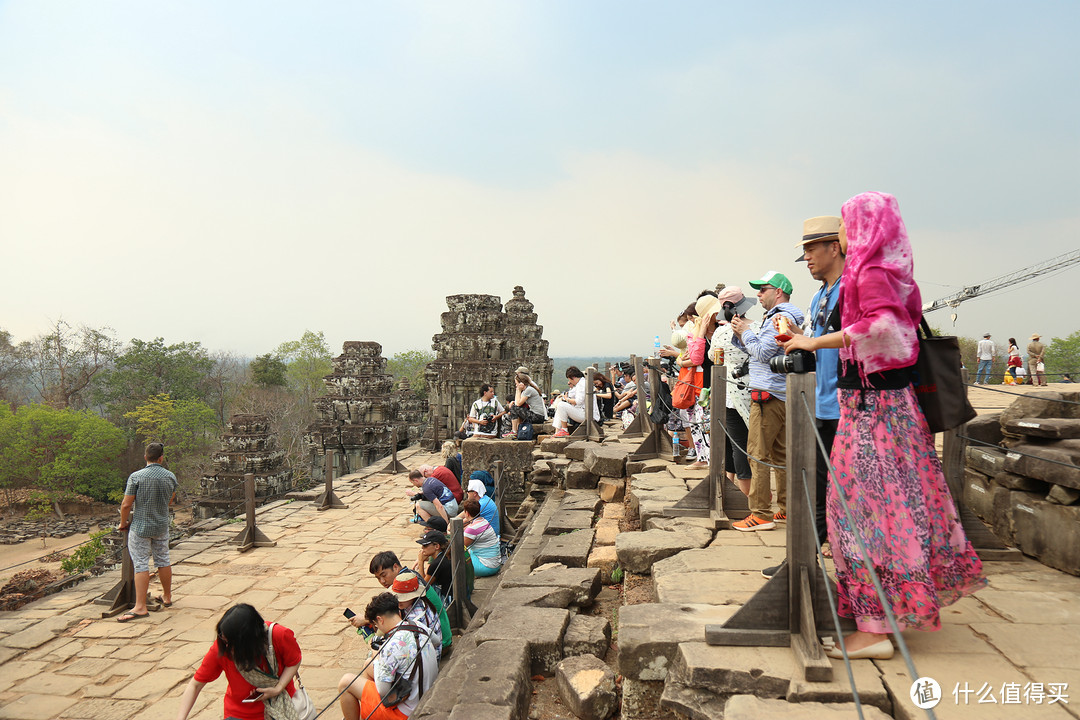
124,463,177,538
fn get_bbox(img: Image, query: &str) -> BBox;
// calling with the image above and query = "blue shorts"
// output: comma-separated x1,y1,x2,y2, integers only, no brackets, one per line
127,532,170,573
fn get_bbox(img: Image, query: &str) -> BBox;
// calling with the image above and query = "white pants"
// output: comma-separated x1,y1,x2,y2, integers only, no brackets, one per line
553,400,586,430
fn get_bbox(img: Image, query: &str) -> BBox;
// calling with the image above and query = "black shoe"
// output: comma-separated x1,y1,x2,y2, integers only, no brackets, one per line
761,563,782,579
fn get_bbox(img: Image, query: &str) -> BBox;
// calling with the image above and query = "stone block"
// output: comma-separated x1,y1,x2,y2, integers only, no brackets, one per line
644,516,717,532
1048,484,1080,505
564,440,592,461
615,526,714,574
993,470,1049,493
966,446,1008,476
654,570,766,605
535,530,595,569
475,606,570,676
636,493,690,526
963,468,1013,535
586,546,619,584
555,654,618,720
563,614,611,658
547,458,570,486
593,518,619,546
671,642,793,697
414,639,531,720
488,586,578,611
1012,496,1080,575
1004,416,1080,439
600,503,624,520
533,451,558,462
1000,390,1080,425
462,436,534,503
723,696,892,720
597,478,624,503
541,437,573,454
448,705,514,720
545,510,594,535
561,491,603,513
566,461,600,489
1004,439,1080,490
501,564,602,605
617,603,737,681
584,444,631,478
966,412,1004,445
786,657,892,714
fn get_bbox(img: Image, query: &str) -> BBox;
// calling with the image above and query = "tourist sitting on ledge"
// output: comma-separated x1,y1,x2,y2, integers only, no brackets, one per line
465,384,506,437
593,372,616,422
413,529,475,603
440,440,462,481
461,498,503,576
463,477,500,536
419,463,463,502
408,470,458,525
469,469,496,499
368,551,452,656
504,371,547,438
551,366,600,437
337,592,439,720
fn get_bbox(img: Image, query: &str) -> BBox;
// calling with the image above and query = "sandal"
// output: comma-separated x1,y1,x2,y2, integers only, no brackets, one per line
155,595,173,607
117,611,149,623
821,541,832,559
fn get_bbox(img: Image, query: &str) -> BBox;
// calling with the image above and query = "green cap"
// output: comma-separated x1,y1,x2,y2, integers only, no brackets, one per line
748,271,793,295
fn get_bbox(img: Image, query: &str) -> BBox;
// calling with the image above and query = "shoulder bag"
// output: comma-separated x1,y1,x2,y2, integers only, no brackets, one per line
911,318,977,433
672,364,703,410
265,623,318,720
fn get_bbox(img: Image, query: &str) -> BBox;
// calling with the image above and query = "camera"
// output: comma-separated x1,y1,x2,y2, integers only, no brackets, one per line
769,349,816,374
659,355,677,376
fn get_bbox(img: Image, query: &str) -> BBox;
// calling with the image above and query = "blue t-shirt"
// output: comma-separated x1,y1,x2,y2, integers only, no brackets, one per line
810,277,842,420
478,494,500,537
422,477,454,506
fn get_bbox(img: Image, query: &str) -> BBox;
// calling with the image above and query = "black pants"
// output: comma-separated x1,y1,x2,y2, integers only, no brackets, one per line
724,407,752,480
815,418,839,546
508,404,545,424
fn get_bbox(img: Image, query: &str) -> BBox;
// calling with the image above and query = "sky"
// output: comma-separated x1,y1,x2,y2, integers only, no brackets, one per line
2,1,1078,361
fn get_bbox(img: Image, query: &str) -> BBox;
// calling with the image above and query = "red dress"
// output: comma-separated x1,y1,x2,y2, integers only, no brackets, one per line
193,622,301,720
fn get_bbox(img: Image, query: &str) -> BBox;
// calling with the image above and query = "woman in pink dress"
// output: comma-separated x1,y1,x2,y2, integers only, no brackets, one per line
783,191,985,659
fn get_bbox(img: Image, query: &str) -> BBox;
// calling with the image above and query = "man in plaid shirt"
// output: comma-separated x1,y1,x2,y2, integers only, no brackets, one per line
117,443,177,622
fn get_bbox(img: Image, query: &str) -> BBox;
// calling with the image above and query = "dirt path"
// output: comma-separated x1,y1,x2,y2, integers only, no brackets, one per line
0,532,95,585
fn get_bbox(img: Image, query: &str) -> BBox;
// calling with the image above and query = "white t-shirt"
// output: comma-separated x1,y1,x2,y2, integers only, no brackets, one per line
469,398,504,435
569,379,601,421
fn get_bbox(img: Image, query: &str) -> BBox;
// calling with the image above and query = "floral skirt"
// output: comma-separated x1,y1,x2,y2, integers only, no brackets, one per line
828,386,986,633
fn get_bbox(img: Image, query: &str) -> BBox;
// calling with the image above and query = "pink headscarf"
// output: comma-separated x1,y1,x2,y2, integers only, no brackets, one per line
839,192,922,376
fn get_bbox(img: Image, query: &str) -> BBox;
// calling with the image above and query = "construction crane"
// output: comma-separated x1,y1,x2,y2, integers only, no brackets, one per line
922,248,1080,314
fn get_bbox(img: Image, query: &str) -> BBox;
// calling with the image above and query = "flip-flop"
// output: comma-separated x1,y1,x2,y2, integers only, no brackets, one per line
117,611,149,623
155,595,173,607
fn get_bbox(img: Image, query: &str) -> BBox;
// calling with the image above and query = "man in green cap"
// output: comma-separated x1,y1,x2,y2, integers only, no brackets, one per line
730,271,804,532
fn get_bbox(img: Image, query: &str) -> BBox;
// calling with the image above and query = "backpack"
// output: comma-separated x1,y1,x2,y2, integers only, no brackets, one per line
516,421,534,441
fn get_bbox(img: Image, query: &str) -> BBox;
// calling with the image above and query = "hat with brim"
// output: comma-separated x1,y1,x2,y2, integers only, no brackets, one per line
1031,333,1041,340
715,286,757,318
984,333,991,338
692,295,723,336
419,516,448,532
416,529,447,547
391,573,425,602
795,216,843,261
748,271,794,295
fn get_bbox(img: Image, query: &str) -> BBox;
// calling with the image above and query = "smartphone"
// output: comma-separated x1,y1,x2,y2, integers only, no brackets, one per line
242,689,264,703
343,608,356,619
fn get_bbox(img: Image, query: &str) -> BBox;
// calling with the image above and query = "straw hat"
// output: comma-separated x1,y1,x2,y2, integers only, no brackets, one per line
692,295,723,337
1031,333,1041,340
670,331,688,350
795,216,843,261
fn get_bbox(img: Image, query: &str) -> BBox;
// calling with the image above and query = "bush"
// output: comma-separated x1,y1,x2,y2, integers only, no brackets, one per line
60,530,111,575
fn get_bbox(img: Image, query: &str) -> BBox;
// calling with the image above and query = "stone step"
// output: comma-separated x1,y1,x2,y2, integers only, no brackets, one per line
535,529,595,568
615,525,714,575
617,603,737,681
583,444,631,478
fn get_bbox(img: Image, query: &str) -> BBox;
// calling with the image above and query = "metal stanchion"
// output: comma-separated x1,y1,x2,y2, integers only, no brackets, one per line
231,473,276,552
379,427,408,474
313,450,348,511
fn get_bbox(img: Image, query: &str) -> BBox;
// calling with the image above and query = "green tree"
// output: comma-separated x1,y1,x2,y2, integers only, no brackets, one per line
96,338,214,422
250,354,288,387
123,393,217,490
275,331,333,399
0,403,125,507
386,349,434,399
1045,331,1080,377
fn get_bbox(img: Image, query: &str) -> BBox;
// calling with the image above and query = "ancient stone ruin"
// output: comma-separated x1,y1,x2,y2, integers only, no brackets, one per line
305,342,427,478
964,390,1080,575
424,287,552,444
197,414,292,519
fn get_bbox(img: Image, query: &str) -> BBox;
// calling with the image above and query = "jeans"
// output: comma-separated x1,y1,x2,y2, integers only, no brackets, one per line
976,359,993,384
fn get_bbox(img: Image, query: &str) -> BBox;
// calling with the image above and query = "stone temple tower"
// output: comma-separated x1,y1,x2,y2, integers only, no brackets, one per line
424,287,552,445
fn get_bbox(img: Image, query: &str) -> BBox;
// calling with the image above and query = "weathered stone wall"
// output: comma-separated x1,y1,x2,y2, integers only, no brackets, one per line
963,390,1080,575
425,287,552,444
460,437,535,512
305,342,427,478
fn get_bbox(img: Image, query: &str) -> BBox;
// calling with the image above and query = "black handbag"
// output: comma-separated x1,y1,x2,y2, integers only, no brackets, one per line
911,317,977,433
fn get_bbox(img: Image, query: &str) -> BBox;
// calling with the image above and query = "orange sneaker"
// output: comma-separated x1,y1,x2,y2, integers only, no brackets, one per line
554,429,570,438
773,511,787,522
732,515,776,532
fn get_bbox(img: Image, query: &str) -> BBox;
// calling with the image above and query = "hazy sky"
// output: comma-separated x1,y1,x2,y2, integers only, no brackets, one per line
2,1,1078,361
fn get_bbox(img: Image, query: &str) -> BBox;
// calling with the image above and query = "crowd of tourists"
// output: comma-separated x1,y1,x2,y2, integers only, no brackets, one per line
974,331,1052,385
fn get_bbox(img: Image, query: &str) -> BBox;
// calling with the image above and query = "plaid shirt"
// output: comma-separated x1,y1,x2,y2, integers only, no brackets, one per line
124,463,177,538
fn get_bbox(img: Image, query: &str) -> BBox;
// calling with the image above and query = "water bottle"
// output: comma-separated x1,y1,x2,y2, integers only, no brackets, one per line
654,335,661,357
672,430,680,461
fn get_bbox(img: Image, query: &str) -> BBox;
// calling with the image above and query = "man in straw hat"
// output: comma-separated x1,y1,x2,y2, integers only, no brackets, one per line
1028,333,1047,386
976,332,996,385
729,271,804,532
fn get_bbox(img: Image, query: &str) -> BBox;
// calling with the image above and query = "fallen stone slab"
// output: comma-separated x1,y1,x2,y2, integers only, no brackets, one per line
966,412,1004,446
1011,495,1080,575
561,491,603,514
587,546,619,584
536,529,595,568
566,461,600,489
617,603,738,681
653,569,766,605
547,458,571,487
630,470,685,488
1004,417,1080,439
555,654,618,720
413,639,531,720
533,451,558,462
644,516,717,532
541,437,573,454
1048,484,1080,505
501,564,602,605
966,446,1008,476
993,470,1049,493
563,614,611,658
786,657,892,714
615,526,714,574
486,586,579,612
475,606,571,676
597,478,624,503
584,444,631,478
626,456,671,475
545,510,595,535
600,503,624,520
636,494,691,526
1000,390,1080,425
653,545,786,575
723,695,892,720
1004,440,1080,490
670,642,794,697
564,440,593,461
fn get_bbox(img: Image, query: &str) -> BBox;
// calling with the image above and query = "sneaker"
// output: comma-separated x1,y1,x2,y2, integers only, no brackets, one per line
773,511,787,522
554,429,570,438
732,515,776,532
501,432,516,439
761,563,782,579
